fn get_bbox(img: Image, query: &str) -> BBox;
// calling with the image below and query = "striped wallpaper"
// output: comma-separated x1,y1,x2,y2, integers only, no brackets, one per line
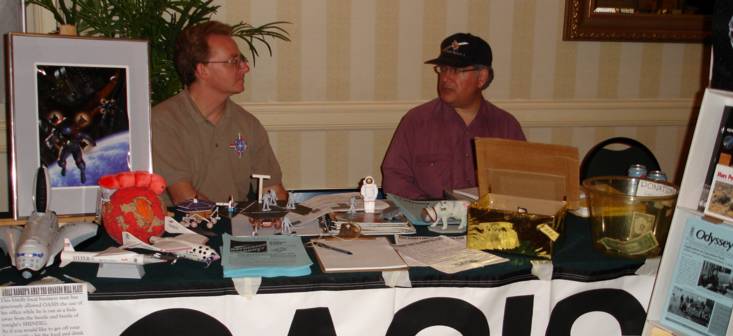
219,0,705,189
0,0,708,211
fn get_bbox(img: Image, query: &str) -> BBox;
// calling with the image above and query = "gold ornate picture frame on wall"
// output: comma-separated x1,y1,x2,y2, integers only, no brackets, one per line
563,0,712,42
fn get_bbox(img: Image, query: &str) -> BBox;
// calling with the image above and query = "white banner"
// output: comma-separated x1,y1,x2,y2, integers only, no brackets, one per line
77,275,655,336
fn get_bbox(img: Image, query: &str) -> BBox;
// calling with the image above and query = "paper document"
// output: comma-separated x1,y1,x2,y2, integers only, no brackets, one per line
393,235,508,274
222,234,312,278
310,237,407,273
660,215,733,336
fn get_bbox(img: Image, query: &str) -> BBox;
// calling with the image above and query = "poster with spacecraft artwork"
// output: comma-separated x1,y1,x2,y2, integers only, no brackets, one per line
36,65,130,188
7,33,151,219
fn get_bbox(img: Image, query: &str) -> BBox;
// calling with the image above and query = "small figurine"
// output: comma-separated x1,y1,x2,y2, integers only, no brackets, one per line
286,192,296,210
360,176,378,213
267,189,278,207
348,196,357,214
423,200,471,230
262,194,272,211
281,216,294,235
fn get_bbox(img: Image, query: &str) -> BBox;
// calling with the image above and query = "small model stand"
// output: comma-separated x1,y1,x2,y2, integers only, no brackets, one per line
97,263,146,279
239,174,290,235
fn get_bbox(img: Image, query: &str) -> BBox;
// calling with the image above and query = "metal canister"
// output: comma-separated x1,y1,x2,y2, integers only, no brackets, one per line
628,164,648,178
647,170,667,182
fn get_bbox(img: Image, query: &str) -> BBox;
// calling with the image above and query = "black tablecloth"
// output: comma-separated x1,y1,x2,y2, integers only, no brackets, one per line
0,213,645,301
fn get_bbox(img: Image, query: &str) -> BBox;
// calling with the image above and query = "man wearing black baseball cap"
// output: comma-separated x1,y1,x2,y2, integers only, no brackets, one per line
381,33,525,200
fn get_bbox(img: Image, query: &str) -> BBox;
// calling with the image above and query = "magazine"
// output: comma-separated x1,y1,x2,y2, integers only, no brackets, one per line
704,164,733,223
221,234,313,278
659,215,733,336
699,106,733,211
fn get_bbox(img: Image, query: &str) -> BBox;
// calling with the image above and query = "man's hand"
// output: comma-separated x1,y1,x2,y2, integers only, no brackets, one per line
167,180,209,205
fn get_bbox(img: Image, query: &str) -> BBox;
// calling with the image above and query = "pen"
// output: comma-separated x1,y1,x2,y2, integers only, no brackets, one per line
314,241,353,255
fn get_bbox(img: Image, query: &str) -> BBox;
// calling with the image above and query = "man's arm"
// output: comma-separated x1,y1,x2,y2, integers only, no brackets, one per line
167,180,210,205
380,119,427,200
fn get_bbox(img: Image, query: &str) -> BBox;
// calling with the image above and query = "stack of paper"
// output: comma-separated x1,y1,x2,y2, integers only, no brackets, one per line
310,237,407,273
393,235,508,274
221,234,313,278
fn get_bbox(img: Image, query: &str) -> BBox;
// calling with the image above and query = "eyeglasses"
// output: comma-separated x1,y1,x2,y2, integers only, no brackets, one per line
203,53,248,67
433,65,482,75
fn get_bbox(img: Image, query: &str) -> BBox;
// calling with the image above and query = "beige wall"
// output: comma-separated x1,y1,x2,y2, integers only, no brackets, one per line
2,0,706,210
226,0,705,189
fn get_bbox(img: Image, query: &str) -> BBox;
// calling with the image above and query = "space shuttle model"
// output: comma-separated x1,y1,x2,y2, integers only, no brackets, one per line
0,166,98,279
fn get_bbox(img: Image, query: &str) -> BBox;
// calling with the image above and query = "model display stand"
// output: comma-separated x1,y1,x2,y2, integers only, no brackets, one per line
97,263,145,279
643,89,733,336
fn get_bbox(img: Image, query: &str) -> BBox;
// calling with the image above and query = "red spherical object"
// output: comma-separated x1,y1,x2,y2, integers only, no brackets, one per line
102,186,166,244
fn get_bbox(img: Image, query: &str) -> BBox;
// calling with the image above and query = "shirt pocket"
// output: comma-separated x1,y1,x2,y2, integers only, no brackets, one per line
414,153,452,185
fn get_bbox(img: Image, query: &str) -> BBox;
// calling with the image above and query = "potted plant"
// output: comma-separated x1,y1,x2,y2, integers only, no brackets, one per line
26,0,290,104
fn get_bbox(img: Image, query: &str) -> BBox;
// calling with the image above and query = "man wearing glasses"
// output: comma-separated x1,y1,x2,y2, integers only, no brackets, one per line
381,33,525,200
152,21,287,206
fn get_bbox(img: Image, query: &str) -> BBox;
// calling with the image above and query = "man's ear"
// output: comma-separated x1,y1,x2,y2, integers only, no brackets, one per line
194,62,208,81
478,67,493,90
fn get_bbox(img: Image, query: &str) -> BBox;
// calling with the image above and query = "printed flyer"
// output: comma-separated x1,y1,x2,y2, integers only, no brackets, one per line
661,216,733,336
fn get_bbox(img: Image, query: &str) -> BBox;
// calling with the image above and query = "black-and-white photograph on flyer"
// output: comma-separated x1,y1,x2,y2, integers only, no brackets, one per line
698,261,733,297
667,287,714,328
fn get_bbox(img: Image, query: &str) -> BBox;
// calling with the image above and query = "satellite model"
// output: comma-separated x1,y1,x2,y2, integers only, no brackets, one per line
0,166,98,279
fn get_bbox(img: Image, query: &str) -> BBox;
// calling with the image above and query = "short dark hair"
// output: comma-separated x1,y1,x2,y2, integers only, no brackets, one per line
174,21,233,86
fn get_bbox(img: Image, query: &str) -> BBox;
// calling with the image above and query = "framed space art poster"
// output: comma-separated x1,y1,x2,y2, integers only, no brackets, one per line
6,33,151,219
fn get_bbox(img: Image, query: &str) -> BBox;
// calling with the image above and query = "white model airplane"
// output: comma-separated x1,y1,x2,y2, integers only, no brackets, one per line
0,167,98,279
59,238,168,267
120,231,220,267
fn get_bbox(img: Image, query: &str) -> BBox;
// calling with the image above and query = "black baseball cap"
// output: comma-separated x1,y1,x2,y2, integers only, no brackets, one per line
425,33,492,68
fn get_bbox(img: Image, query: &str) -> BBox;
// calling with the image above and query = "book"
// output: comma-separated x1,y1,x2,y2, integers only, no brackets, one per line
221,234,313,278
309,237,407,273
699,105,733,211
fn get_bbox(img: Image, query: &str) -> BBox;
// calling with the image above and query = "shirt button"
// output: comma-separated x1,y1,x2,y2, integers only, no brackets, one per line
465,154,469,158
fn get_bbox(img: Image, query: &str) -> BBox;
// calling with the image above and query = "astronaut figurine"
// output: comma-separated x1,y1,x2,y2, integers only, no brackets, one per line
286,192,296,210
360,176,378,213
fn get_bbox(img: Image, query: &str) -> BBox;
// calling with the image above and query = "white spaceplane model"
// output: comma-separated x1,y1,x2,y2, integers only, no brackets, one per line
0,167,98,279
120,231,220,267
59,238,167,267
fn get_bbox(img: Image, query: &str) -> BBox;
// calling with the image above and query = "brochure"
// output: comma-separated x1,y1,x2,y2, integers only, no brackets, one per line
660,216,733,336
704,164,733,223
221,234,312,278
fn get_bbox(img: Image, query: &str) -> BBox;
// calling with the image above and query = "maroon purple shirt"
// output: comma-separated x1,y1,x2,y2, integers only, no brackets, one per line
381,98,526,200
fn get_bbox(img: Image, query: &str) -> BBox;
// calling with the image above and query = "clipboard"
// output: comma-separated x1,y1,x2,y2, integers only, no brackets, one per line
308,237,407,273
